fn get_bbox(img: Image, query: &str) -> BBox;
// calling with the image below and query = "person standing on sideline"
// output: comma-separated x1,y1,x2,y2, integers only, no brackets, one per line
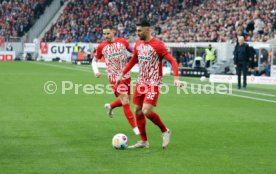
205,44,216,68
234,36,250,89
72,43,79,63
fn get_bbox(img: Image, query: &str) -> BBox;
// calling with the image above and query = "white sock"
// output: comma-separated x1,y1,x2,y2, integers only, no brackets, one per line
133,127,140,135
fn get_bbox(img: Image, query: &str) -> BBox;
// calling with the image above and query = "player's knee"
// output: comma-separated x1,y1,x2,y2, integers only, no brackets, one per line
142,108,150,116
119,94,129,105
135,106,142,115
121,98,129,105
135,109,142,115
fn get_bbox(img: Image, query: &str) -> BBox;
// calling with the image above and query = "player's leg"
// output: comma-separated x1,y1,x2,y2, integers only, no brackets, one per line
110,98,122,108
104,98,122,117
135,104,147,141
142,86,166,132
143,86,171,149
128,104,149,149
128,85,149,148
118,93,139,135
142,103,167,133
116,78,139,135
104,82,123,117
142,104,171,149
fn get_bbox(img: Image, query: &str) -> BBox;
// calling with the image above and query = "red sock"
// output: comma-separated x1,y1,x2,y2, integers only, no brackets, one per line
110,98,122,109
122,104,137,128
136,113,147,141
147,111,167,133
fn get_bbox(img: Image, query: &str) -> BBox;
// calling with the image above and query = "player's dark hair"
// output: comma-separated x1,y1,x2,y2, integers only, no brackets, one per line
136,20,151,27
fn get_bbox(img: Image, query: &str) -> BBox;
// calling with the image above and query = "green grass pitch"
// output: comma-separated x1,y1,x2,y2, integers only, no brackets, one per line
0,61,275,174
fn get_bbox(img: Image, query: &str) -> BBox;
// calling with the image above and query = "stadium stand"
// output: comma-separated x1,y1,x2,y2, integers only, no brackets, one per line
157,0,276,43
42,0,276,43
42,0,205,43
0,0,54,39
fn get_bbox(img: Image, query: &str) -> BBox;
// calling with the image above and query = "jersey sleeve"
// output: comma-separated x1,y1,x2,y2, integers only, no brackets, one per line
122,44,138,74
122,38,130,49
122,38,133,53
154,41,169,57
153,40,178,76
164,53,179,76
94,44,103,60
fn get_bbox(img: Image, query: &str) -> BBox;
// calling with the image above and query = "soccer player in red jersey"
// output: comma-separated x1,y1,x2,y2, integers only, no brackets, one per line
91,25,139,135
117,20,181,149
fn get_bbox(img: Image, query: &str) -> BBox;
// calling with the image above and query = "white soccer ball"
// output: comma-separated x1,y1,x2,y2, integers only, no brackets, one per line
112,133,128,150
200,76,206,82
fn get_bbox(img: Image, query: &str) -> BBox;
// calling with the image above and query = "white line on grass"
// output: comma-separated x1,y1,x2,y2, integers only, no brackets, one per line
31,62,276,104
164,83,276,104
31,62,93,73
191,81,276,97
180,79,276,97
231,88,276,97
226,93,276,103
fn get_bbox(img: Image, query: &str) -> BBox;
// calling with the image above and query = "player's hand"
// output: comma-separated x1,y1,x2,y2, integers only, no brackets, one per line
95,72,102,78
173,77,183,88
116,73,123,85
234,64,236,68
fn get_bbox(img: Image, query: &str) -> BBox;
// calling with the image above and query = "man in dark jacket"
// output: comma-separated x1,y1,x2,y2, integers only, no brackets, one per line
248,46,258,75
234,36,250,89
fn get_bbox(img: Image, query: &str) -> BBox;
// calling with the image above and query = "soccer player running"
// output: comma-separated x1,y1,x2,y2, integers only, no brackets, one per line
117,20,181,149
91,25,139,135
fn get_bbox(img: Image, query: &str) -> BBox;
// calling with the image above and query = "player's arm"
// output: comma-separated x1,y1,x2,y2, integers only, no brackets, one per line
163,53,182,87
123,53,138,74
126,46,133,53
156,42,181,87
91,57,102,78
123,38,133,53
116,50,138,84
91,47,102,78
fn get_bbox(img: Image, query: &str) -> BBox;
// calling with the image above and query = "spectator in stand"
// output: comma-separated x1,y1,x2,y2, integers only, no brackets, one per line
6,43,13,51
42,0,275,43
43,0,205,43
0,0,53,39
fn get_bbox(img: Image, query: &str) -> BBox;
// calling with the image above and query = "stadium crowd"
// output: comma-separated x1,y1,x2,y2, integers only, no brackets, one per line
0,0,53,39
1,0,274,43
42,0,205,42
157,0,276,43
43,0,276,43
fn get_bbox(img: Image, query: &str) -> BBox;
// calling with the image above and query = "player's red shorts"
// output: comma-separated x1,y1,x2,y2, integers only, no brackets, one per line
133,84,160,106
110,78,131,97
